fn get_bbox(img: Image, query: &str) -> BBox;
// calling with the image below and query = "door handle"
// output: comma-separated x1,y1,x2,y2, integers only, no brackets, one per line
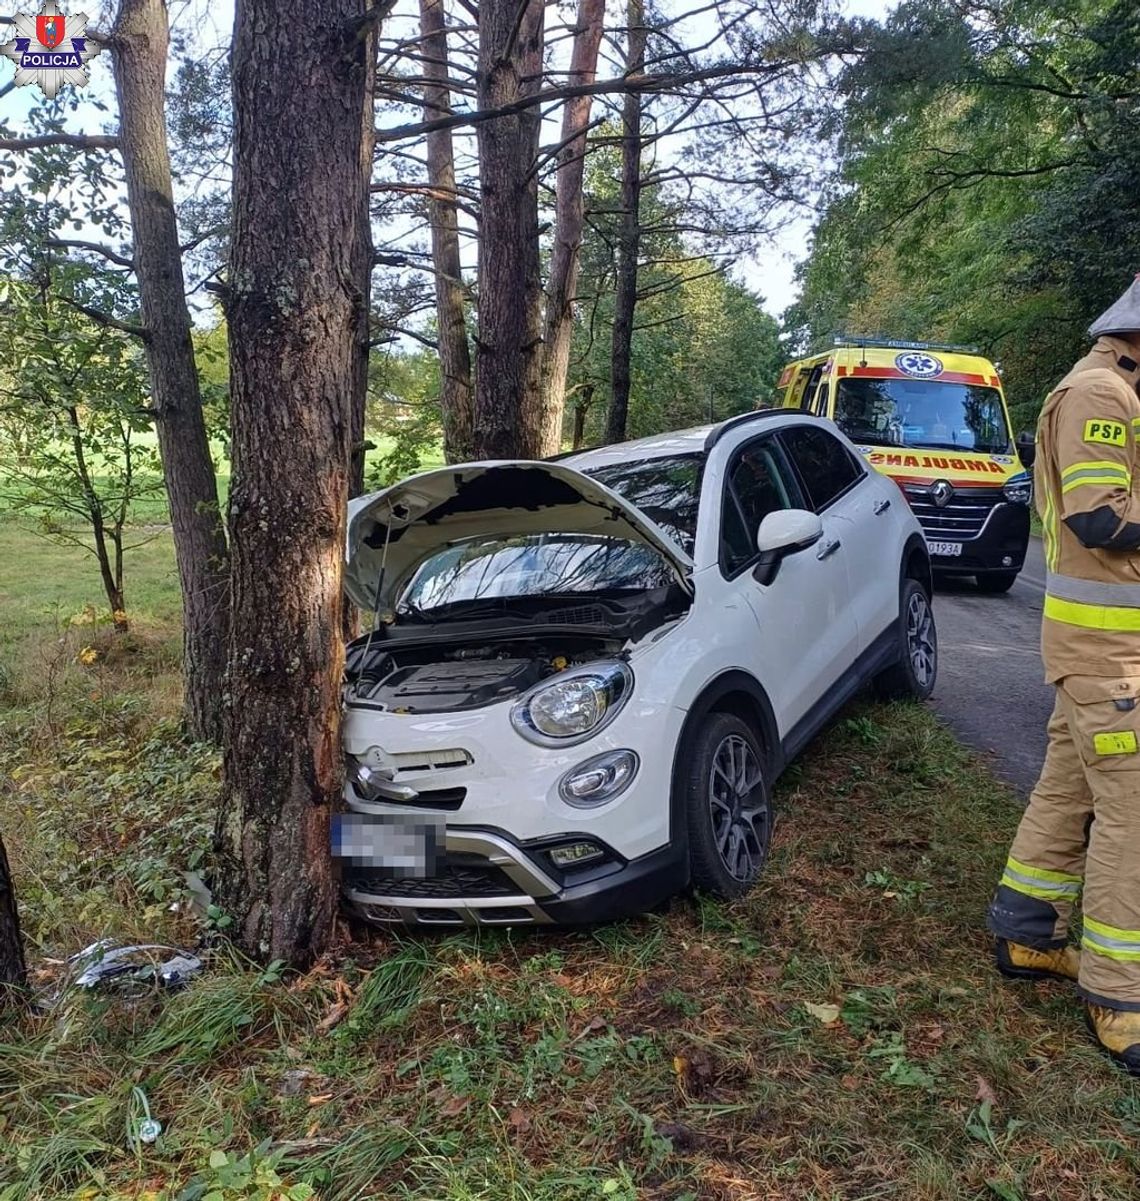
816,538,841,560
873,498,891,515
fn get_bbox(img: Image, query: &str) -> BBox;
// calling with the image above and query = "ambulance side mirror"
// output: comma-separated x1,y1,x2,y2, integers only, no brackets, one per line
1016,430,1036,469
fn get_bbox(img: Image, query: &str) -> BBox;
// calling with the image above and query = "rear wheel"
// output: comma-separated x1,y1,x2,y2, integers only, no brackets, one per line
976,571,1018,594
683,713,771,900
874,577,937,701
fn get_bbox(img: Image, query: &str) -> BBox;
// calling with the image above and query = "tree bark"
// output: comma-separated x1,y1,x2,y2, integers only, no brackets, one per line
0,833,26,1005
214,0,374,965
572,382,594,449
473,0,545,459
537,0,606,457
112,0,229,742
420,0,474,464
605,0,647,445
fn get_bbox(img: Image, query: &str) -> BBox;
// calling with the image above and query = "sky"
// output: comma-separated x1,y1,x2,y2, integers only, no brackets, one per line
1,0,894,321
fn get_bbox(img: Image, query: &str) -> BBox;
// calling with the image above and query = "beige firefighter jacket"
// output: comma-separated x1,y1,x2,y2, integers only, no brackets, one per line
1037,336,1140,682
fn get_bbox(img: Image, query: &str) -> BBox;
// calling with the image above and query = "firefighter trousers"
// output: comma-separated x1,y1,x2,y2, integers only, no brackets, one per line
988,675,1140,1011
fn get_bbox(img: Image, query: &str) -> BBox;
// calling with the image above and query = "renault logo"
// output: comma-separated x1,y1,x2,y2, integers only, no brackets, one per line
930,479,954,508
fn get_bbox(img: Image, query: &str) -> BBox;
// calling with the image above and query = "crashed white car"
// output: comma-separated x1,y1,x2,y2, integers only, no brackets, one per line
335,410,936,927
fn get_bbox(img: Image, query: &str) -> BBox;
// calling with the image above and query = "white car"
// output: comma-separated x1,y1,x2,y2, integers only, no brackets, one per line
336,410,937,927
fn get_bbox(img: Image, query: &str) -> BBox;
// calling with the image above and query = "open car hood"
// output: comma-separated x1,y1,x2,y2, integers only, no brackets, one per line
344,460,694,613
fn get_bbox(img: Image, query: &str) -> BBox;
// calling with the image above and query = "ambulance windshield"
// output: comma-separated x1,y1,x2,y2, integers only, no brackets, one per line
833,378,1012,454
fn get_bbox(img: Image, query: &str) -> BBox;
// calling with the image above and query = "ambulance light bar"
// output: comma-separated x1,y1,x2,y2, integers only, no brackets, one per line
828,332,980,355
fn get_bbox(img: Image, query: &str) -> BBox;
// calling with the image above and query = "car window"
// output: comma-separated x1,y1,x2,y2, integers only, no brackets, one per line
800,365,823,412
721,440,796,575
780,425,865,512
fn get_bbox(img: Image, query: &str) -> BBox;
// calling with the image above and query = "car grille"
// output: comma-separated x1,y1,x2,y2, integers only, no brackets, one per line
345,860,520,899
904,486,1002,541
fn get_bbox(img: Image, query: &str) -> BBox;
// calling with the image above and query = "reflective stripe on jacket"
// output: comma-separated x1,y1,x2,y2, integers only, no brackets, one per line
1037,337,1140,681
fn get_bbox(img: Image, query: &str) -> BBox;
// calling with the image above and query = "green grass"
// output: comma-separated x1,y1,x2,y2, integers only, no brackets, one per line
1,513,1138,1199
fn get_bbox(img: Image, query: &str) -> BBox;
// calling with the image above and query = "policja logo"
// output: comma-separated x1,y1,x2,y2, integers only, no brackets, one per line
0,1,103,99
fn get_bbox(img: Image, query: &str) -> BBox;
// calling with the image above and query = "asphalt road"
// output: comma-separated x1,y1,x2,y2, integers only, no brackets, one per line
930,537,1052,795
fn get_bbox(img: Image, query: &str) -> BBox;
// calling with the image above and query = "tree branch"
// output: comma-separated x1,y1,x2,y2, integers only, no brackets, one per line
46,238,134,269
0,133,120,152
59,296,149,340
374,61,793,143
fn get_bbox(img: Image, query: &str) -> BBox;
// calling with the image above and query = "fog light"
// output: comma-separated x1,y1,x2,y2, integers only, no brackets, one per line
1002,555,1013,567
558,749,639,807
548,841,605,868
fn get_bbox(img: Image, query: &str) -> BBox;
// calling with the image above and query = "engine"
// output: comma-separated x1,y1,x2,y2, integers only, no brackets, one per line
346,639,616,712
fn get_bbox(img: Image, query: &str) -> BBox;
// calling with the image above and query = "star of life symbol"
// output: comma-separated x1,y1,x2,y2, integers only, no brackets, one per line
895,351,944,379
1,2,102,99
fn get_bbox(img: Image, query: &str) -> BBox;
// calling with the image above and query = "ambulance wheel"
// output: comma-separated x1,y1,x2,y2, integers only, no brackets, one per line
976,571,1018,594
874,578,937,702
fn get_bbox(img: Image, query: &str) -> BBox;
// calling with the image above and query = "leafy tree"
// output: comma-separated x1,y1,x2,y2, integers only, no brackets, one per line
790,0,1140,427
0,270,162,631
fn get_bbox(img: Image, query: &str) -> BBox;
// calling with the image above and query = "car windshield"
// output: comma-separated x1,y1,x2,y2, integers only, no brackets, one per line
399,534,677,614
584,454,704,555
834,378,1012,454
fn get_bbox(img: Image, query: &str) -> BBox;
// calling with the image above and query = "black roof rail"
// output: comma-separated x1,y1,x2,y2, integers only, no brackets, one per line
546,444,598,461
703,407,812,452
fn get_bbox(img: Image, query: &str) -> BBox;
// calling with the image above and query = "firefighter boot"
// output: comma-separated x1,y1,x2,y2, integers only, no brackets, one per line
995,938,1080,983
1085,1005,1140,1076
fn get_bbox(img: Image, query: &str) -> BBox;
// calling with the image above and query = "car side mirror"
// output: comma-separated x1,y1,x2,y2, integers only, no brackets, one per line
753,509,823,585
1016,430,1036,469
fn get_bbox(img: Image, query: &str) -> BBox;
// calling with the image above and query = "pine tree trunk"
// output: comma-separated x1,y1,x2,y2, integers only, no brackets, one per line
421,0,474,464
0,833,26,1004
112,0,229,743
605,0,646,445
572,382,594,449
214,0,374,965
473,0,545,460
537,0,605,457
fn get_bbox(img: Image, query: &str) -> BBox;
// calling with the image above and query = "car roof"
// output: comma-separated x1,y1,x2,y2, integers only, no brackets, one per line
561,410,810,471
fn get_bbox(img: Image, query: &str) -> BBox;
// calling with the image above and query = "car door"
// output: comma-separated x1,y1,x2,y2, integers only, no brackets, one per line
720,434,860,733
778,423,898,654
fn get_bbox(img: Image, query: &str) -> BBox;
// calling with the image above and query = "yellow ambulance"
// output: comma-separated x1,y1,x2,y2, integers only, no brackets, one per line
777,338,1034,592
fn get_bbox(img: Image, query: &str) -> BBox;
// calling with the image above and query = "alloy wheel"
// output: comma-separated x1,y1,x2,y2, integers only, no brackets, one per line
707,733,769,883
906,589,936,688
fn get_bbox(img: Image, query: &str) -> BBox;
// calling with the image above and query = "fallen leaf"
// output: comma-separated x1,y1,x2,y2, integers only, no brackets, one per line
840,1075,859,1090
307,1093,333,1105
508,1107,531,1133
672,1055,687,1078
316,1001,349,1033
804,1002,841,1025
975,1075,998,1106
439,1094,469,1118
882,890,899,899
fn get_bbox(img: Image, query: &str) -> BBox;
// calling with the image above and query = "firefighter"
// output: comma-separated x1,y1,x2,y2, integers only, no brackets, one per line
988,275,1140,1074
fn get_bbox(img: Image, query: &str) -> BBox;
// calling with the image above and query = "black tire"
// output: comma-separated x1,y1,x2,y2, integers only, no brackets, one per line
976,571,1018,594
874,577,938,701
682,712,771,900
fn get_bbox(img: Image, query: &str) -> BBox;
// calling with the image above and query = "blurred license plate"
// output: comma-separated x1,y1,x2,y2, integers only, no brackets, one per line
928,541,962,557
331,812,442,874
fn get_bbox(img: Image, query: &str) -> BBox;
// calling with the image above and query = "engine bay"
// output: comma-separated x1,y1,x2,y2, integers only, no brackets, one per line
345,637,622,712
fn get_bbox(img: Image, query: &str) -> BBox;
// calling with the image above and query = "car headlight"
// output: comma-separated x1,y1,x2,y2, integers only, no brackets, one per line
1003,474,1032,505
510,661,633,746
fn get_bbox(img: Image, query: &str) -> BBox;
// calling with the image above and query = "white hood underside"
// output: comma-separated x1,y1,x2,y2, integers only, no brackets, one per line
344,460,693,613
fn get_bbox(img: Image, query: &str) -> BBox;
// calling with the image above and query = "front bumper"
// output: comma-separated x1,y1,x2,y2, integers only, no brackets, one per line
340,825,684,928
927,501,1030,576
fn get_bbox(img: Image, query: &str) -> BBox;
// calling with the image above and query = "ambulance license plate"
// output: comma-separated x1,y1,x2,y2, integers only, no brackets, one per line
928,541,962,557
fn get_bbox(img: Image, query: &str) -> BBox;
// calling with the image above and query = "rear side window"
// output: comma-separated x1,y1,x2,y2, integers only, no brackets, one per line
780,425,864,512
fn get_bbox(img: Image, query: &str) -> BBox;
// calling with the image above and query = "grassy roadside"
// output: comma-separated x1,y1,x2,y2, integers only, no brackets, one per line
1,526,1137,1201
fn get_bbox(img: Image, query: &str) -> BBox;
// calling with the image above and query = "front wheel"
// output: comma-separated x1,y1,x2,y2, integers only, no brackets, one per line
683,713,771,901
874,578,938,701
976,571,1018,594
